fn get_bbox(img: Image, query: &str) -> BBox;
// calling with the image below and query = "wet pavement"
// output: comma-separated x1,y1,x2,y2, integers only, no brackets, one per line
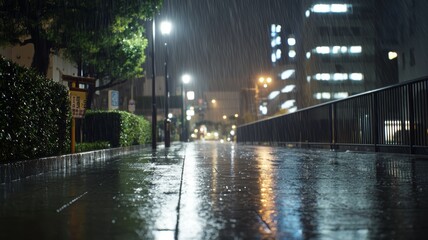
1,142,428,240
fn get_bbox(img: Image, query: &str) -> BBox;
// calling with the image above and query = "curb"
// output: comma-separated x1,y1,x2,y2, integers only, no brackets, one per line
0,145,147,184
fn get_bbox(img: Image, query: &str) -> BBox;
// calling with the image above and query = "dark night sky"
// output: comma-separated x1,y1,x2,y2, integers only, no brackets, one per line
157,0,300,96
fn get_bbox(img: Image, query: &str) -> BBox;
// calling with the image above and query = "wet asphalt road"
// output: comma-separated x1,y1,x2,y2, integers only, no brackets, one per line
1,142,428,239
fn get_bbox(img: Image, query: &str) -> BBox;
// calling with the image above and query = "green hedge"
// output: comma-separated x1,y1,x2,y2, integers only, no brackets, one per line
0,57,70,162
76,141,110,153
83,110,150,147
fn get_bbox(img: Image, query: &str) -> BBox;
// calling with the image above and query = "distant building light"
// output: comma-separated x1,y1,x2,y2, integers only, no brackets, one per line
230,130,235,136
271,53,277,63
276,49,282,59
332,46,341,54
388,51,398,60
341,46,348,53
263,83,268,88
271,24,276,33
312,4,350,13
271,39,276,48
276,36,281,45
287,37,296,46
211,99,216,104
331,4,348,13
187,91,195,100
168,113,173,118
307,76,311,82
306,52,311,59
259,105,268,115
314,92,332,100
333,92,349,99
315,46,330,54
315,73,331,81
186,109,195,117
281,99,296,109
186,115,192,120
268,91,280,100
333,73,348,81
288,107,297,113
312,4,330,13
281,69,295,80
350,73,364,81
288,50,296,58
281,85,296,93
276,25,281,33
223,115,227,120
305,10,310,17
350,46,362,53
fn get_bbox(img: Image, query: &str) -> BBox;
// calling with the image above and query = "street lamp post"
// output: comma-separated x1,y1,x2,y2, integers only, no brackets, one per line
161,21,172,147
181,74,191,142
151,15,157,150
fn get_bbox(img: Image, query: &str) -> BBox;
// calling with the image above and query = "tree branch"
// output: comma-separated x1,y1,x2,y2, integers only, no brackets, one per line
95,78,129,91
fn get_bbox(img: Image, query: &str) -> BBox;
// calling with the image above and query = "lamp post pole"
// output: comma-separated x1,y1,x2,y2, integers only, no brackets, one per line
151,16,157,150
161,21,172,147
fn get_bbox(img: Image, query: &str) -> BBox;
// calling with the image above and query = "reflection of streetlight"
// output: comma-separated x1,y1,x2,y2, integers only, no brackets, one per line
161,20,172,147
257,76,272,118
181,74,191,141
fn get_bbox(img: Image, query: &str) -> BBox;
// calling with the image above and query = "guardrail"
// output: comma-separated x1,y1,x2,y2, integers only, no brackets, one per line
237,78,428,154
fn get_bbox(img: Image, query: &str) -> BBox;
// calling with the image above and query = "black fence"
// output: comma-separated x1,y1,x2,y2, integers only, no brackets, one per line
237,78,428,155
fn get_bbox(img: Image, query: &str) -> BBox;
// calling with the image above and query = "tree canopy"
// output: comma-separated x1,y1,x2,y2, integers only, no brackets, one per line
0,0,161,83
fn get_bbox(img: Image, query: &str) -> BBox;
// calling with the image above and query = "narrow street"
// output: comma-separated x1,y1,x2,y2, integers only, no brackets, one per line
1,142,428,239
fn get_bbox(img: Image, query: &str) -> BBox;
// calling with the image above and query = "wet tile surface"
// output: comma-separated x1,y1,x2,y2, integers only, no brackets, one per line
1,142,428,239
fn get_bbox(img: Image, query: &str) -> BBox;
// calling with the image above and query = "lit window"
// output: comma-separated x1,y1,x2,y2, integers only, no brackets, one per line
333,73,348,81
271,39,276,48
332,46,341,54
281,85,296,93
281,100,296,109
331,4,348,13
276,36,281,45
288,107,297,113
271,24,276,33
306,52,311,59
288,50,296,58
313,4,330,13
388,51,398,60
305,10,310,18
333,92,349,99
187,91,195,100
322,92,331,99
276,49,282,59
276,25,282,33
271,53,277,63
268,91,280,100
287,37,296,46
316,46,330,54
341,46,348,53
281,69,295,80
350,73,363,81
350,46,362,53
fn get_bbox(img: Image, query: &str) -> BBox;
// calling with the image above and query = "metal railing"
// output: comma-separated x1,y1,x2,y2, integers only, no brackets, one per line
237,78,428,154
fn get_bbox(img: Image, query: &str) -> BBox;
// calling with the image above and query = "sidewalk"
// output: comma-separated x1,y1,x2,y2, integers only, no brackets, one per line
1,141,428,239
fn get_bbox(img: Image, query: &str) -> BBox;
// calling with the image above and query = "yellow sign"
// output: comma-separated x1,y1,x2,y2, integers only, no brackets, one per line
70,90,87,118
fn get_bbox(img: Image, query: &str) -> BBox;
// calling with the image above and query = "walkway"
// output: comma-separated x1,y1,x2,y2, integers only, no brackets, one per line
1,142,428,239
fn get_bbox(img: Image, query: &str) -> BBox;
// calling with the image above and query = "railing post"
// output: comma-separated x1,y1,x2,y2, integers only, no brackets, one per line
408,84,415,154
372,92,378,152
330,103,336,150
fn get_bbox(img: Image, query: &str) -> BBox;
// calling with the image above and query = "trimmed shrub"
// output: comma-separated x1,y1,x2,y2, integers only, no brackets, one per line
0,57,70,162
76,141,110,153
83,110,151,147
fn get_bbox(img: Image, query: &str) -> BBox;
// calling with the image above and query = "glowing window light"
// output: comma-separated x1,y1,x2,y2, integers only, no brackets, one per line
316,46,330,54
259,105,268,115
333,73,348,81
350,73,364,81
307,76,311,82
288,50,296,58
271,24,276,33
333,92,349,99
268,91,280,100
388,51,398,60
288,107,297,113
306,52,311,59
287,37,296,46
332,46,341,54
350,46,362,53
341,46,348,53
322,92,331,99
276,36,281,45
168,113,173,118
305,10,310,18
186,115,191,120
331,4,348,13
276,25,282,33
281,69,295,80
271,39,276,48
186,109,195,117
271,53,277,63
281,99,296,109
313,4,330,13
276,49,282,59
187,91,195,100
281,85,296,93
